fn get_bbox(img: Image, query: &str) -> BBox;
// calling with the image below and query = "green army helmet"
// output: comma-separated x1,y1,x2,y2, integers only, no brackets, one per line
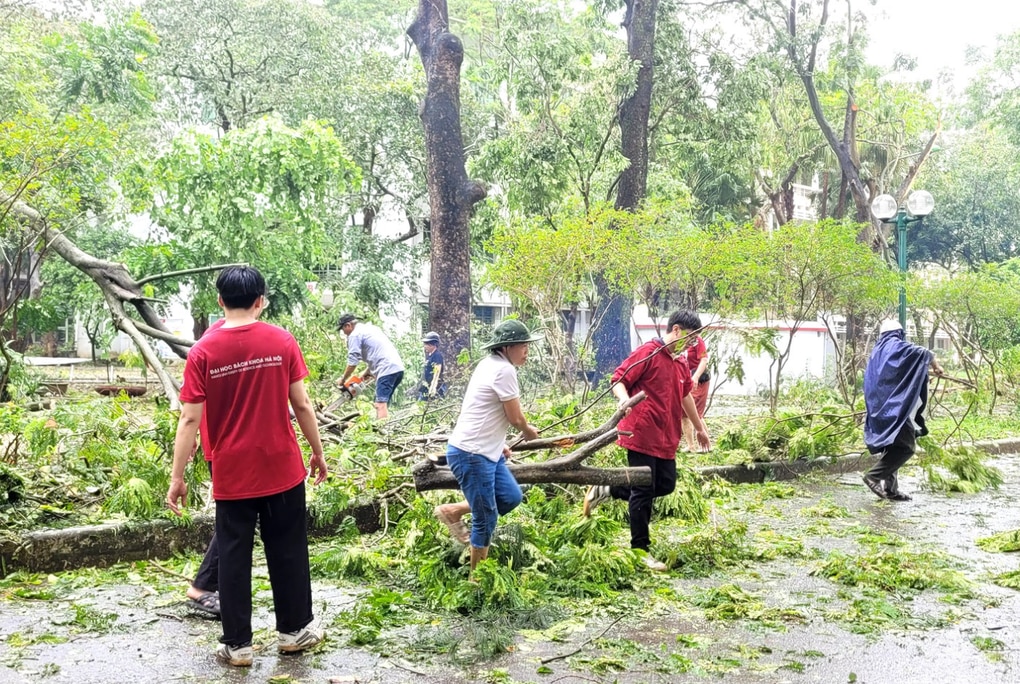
481,319,543,350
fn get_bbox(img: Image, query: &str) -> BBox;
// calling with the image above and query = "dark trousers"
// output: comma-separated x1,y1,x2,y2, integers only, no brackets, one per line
609,450,677,551
193,535,219,592
193,459,219,592
867,424,917,486
216,482,313,646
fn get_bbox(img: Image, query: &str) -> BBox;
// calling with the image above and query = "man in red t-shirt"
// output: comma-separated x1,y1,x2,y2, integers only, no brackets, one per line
166,266,328,667
582,310,711,572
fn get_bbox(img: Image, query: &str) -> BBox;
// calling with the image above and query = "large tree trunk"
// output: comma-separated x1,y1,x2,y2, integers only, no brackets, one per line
408,0,486,359
594,0,658,380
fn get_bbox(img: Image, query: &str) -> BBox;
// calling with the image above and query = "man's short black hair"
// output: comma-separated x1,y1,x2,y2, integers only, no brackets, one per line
216,266,266,310
667,310,702,333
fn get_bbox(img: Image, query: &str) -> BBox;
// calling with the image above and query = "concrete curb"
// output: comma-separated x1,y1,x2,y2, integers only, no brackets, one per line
3,439,1019,575
0,502,381,576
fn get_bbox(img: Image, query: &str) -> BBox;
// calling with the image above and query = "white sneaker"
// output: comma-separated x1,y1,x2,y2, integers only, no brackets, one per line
215,642,253,667
641,554,668,572
582,485,612,517
278,619,325,653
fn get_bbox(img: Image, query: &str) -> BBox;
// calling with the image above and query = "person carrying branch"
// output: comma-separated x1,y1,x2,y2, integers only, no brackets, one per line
862,319,943,501
417,331,447,401
582,310,712,572
433,319,542,575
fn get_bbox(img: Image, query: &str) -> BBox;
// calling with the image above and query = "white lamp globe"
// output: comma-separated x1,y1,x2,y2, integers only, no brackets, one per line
871,194,898,221
906,190,935,217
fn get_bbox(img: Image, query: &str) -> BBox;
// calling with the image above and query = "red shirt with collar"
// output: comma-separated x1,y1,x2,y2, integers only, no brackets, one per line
611,338,693,460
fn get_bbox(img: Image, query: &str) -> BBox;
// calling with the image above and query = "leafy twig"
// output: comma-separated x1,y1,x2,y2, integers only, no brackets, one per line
147,559,193,583
540,614,624,664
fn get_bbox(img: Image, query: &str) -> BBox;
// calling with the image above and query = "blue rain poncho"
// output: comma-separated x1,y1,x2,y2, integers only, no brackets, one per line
863,329,933,452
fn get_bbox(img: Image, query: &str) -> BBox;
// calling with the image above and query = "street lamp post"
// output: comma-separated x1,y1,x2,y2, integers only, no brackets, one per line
870,190,935,331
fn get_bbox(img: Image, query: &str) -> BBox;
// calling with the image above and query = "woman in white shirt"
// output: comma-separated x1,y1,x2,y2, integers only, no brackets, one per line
433,320,542,573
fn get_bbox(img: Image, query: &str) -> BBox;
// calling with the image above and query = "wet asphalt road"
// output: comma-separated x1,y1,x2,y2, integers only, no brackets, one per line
3,456,1020,684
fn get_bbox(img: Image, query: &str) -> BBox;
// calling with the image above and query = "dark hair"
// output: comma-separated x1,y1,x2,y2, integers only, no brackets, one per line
216,266,266,309
667,310,702,333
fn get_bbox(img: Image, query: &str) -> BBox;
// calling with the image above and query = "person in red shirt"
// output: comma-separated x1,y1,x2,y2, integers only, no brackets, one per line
582,310,711,571
166,266,328,667
682,333,710,452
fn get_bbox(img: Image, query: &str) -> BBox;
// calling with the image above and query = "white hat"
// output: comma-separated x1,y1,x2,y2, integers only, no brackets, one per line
879,319,902,334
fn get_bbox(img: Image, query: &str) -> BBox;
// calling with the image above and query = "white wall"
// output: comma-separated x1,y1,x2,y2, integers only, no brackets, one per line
631,306,835,396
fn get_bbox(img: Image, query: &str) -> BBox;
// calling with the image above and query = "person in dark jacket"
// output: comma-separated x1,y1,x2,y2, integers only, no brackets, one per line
418,331,447,401
862,319,943,501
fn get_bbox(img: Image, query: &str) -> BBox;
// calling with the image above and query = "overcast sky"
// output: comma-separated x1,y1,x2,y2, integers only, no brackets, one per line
868,0,1020,84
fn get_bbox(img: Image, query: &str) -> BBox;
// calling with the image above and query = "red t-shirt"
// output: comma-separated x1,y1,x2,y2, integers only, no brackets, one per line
685,335,707,375
612,339,693,460
180,321,309,500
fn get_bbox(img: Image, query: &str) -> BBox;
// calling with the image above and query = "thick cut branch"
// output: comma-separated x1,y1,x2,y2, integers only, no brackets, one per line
411,393,647,491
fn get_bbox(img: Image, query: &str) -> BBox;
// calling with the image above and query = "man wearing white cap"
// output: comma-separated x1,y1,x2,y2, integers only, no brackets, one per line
862,319,943,501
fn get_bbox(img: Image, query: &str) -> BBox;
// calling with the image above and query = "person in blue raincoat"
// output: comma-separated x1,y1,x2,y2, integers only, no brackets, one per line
862,319,943,501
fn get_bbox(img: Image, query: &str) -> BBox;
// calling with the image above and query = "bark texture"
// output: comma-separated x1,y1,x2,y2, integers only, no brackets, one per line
408,0,486,358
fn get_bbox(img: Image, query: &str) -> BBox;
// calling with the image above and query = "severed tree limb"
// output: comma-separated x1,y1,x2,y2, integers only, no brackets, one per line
98,287,182,408
135,263,247,288
3,194,210,405
514,393,645,452
411,393,649,491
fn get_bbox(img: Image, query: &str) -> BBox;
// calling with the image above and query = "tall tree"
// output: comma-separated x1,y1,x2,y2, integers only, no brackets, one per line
736,0,939,235
407,0,487,357
594,0,659,379
142,0,333,133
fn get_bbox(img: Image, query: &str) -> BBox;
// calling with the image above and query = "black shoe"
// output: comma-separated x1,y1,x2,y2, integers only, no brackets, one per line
862,474,888,499
887,490,912,501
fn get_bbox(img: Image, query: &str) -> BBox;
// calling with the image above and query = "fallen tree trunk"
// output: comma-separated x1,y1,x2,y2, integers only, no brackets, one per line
412,392,650,491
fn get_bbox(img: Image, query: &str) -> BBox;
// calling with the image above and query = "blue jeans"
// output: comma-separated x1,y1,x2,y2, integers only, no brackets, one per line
446,445,522,548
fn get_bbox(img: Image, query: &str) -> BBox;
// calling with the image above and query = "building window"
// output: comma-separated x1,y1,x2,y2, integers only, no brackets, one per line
473,306,496,325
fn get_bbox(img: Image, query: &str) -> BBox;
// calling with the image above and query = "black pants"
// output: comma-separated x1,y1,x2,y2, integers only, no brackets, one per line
217,482,313,646
867,424,917,486
193,459,219,593
608,450,677,551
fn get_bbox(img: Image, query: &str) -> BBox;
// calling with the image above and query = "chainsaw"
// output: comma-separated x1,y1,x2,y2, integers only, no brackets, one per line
321,375,368,413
